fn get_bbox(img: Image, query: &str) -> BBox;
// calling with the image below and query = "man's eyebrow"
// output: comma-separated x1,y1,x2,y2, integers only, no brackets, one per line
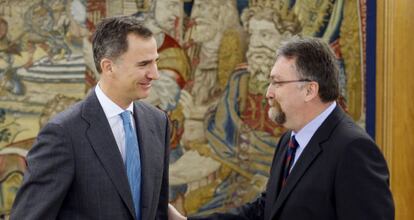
137,60,150,65
137,57,159,65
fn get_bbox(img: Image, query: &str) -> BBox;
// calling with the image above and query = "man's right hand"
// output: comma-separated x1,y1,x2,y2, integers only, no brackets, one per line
168,203,187,220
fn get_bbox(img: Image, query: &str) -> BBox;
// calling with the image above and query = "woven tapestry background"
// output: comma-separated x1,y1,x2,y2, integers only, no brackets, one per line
0,0,367,217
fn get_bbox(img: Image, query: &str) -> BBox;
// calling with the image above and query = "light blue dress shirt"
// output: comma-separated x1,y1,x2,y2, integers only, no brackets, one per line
290,102,337,171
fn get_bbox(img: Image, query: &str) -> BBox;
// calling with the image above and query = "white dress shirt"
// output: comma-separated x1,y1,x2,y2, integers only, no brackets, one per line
95,84,136,162
290,102,337,171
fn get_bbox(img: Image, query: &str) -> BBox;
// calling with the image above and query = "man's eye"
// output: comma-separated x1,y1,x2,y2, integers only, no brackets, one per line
138,63,148,67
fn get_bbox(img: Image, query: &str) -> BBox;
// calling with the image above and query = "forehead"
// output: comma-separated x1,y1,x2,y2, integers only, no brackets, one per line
270,56,298,79
249,18,276,32
123,34,158,58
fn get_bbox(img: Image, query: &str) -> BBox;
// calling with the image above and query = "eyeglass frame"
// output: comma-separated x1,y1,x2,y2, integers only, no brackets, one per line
269,79,313,88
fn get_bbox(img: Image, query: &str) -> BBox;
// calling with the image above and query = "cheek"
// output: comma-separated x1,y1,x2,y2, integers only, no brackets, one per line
131,69,146,79
273,89,283,101
275,92,290,110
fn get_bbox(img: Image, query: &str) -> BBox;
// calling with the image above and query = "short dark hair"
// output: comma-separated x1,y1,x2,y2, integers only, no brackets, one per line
276,36,340,102
92,16,153,73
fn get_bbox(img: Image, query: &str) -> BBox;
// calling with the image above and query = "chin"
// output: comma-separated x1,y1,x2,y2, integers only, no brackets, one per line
138,95,150,101
134,92,150,101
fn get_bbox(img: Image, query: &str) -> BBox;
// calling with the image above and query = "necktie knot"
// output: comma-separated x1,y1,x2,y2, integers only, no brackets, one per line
288,135,299,150
120,110,132,126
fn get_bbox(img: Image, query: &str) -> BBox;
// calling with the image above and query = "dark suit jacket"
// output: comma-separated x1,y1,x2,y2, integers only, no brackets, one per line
11,90,170,220
191,106,394,220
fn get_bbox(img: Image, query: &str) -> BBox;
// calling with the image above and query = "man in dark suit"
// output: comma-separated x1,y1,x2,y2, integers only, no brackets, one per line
169,37,394,220
11,16,169,220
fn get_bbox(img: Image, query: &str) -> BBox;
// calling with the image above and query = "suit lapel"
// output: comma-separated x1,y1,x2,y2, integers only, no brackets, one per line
134,102,164,220
271,138,322,216
269,106,346,219
81,91,136,218
264,133,290,220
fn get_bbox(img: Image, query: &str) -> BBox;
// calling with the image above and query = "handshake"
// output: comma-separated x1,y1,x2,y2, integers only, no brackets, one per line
168,204,187,220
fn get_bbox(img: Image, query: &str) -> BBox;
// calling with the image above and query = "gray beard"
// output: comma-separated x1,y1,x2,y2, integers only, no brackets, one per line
246,48,275,94
268,101,286,125
246,47,275,79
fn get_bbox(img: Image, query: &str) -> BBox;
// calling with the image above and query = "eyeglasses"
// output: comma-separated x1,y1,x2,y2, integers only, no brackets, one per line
270,79,312,87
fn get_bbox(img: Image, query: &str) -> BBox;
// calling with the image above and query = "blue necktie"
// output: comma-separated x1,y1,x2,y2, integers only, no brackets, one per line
120,111,141,220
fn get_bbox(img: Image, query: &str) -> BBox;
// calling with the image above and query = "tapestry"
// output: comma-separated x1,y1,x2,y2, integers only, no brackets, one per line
0,0,367,217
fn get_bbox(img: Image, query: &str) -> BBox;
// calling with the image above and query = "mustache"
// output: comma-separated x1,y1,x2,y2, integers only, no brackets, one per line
246,46,276,58
247,47,275,77
268,99,280,108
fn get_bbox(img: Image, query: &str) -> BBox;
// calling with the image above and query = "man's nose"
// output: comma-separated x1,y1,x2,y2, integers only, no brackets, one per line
147,64,159,80
265,84,273,99
250,34,264,47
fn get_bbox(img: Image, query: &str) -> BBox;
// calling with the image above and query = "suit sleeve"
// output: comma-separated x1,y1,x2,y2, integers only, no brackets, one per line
335,138,394,220
155,112,170,220
189,132,290,220
188,195,263,220
227,192,266,219
11,122,74,220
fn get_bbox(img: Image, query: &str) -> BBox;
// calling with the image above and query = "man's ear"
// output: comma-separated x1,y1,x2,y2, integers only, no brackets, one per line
304,81,319,102
100,58,114,75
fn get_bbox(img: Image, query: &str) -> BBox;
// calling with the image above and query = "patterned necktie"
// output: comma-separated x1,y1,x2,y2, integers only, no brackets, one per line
281,135,299,187
120,111,141,220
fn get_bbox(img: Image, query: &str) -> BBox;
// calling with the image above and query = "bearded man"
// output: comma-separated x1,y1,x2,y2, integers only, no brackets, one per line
170,35,394,220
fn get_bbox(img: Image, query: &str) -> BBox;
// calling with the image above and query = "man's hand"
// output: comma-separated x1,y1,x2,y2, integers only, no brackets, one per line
168,203,187,220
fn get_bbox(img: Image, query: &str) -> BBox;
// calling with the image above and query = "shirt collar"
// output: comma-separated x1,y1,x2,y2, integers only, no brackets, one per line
292,102,336,148
95,84,134,119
